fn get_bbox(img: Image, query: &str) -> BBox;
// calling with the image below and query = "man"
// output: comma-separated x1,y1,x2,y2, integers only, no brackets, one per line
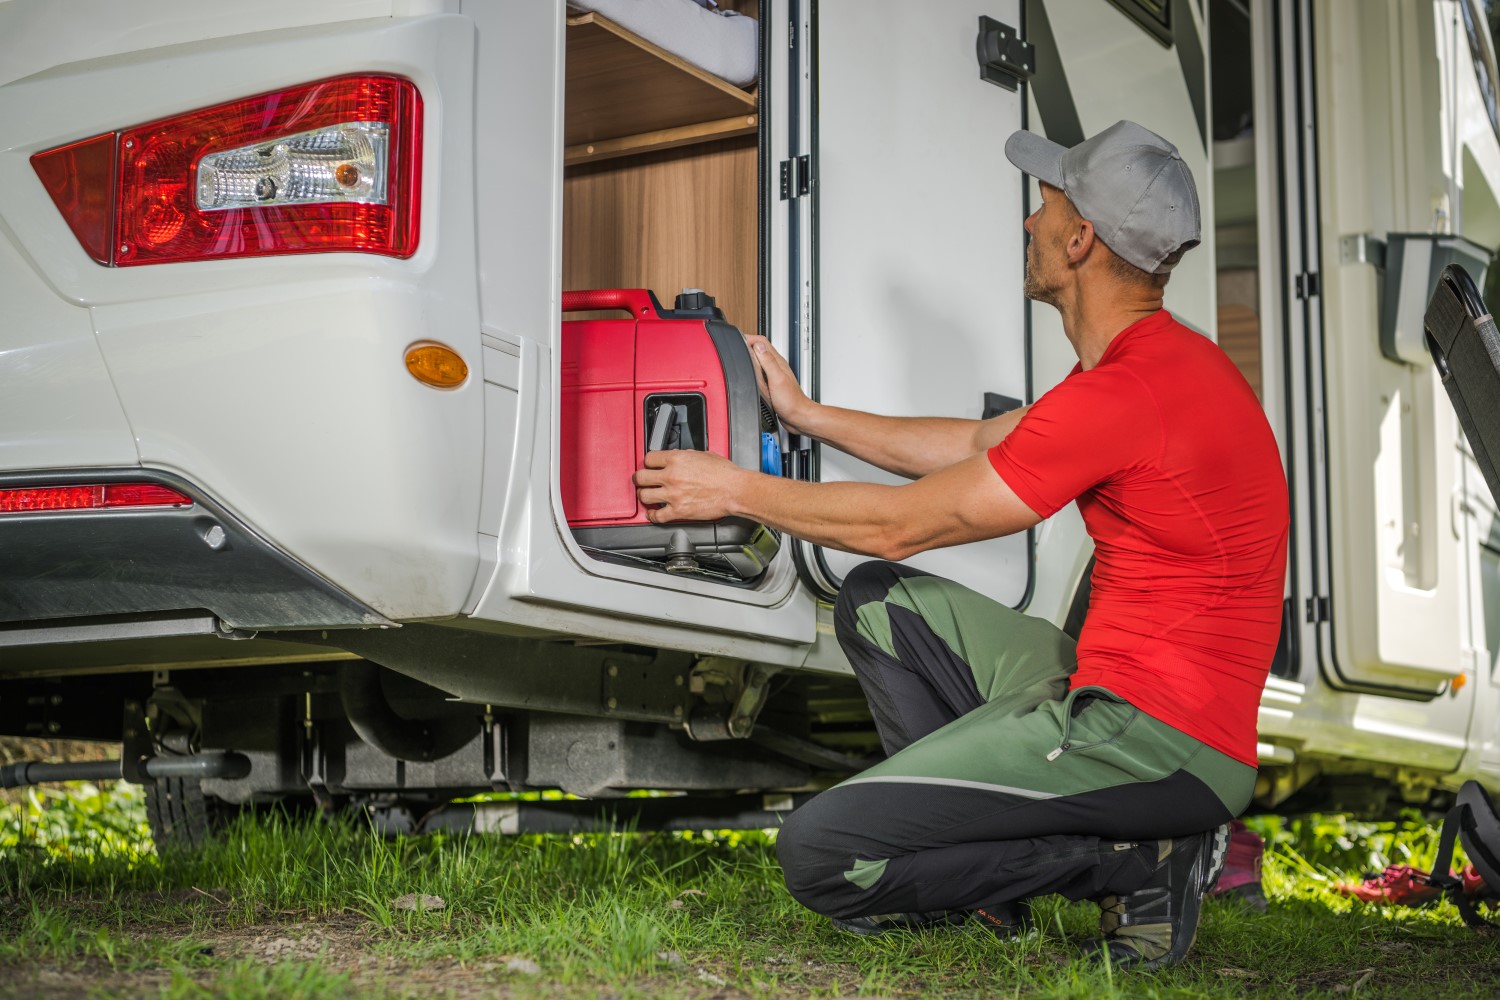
633,120,1289,969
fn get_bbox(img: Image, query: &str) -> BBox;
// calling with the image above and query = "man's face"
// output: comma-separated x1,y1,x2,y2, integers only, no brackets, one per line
1022,182,1073,305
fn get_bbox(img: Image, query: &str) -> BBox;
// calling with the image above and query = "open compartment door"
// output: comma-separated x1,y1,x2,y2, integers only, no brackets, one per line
797,0,1031,603
1428,264,1500,505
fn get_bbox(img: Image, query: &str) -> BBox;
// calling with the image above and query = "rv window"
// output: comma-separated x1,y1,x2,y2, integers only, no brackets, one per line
1107,0,1172,47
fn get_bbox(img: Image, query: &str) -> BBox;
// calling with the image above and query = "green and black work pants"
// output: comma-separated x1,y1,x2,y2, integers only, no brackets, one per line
776,561,1256,919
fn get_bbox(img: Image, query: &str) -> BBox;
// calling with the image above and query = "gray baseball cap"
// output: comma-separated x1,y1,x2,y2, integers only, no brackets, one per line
1005,120,1200,275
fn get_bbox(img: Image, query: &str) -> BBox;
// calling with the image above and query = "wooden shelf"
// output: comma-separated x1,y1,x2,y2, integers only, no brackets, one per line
565,11,758,153
566,113,757,166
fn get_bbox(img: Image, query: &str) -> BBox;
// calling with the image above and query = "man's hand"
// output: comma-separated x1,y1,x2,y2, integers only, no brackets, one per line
744,335,816,436
634,450,749,523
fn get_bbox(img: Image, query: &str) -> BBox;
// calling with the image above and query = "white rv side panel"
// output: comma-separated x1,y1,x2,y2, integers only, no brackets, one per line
0,233,139,472
1317,0,1466,691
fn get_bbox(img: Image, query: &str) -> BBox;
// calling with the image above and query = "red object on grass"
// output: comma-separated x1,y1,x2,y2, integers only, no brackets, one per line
1333,863,1491,905
1209,819,1269,911
1334,864,1445,905
1213,819,1264,892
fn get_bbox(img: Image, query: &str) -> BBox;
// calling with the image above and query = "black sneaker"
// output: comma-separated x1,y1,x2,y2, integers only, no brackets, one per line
971,899,1035,939
829,910,967,936
1082,824,1231,970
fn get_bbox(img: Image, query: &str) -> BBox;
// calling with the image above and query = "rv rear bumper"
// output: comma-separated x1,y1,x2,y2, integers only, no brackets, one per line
0,470,390,631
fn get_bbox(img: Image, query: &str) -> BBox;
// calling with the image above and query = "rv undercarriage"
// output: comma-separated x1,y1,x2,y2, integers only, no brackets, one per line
0,627,879,847
0,632,1473,852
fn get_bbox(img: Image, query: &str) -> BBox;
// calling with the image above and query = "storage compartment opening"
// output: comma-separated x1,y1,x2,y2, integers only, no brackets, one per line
1210,0,1262,402
560,1,771,585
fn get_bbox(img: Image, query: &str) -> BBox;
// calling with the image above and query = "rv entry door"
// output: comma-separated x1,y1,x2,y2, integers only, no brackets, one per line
794,0,1031,604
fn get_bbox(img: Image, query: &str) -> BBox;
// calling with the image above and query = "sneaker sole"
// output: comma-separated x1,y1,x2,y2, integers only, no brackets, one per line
1201,822,1232,895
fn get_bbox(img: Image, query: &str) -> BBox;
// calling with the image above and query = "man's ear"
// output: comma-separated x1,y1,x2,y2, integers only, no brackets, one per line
1066,218,1096,266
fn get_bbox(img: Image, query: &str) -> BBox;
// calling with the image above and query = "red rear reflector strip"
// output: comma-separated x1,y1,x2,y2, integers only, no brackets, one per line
30,133,117,265
0,484,193,514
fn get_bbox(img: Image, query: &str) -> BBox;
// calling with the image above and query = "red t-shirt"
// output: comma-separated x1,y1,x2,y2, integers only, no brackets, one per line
988,310,1288,766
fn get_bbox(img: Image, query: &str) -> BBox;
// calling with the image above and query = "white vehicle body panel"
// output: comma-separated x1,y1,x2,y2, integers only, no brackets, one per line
0,9,485,621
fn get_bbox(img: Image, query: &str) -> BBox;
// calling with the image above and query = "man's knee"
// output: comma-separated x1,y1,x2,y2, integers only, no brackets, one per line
775,796,874,918
833,561,939,647
774,805,828,909
833,561,901,627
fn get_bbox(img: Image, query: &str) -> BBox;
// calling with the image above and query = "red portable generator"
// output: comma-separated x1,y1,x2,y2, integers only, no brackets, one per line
560,288,781,580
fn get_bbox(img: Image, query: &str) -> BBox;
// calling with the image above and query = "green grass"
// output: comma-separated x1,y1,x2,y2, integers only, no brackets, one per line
1,784,1498,998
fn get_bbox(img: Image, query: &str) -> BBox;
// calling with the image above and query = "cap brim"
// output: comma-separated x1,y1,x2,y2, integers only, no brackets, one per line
1005,130,1065,188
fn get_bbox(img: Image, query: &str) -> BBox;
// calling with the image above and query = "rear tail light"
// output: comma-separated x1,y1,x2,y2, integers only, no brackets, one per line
0,484,193,514
30,74,421,266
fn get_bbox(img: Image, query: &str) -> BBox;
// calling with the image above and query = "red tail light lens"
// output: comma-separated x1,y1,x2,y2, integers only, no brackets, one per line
29,74,421,266
0,483,193,514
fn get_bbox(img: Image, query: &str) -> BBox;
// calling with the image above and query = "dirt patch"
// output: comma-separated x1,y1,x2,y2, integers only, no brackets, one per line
2,963,176,1000
0,907,884,1000
207,913,370,964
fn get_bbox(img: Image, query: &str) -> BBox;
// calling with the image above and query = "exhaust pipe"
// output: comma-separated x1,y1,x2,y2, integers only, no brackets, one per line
338,663,463,762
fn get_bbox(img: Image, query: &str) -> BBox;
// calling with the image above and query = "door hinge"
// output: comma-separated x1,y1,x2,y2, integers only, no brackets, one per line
1295,271,1321,299
976,16,1034,91
780,155,811,201
1304,595,1330,624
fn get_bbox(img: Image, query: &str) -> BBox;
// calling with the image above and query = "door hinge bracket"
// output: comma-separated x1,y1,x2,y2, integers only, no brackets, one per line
976,16,1034,91
780,155,811,201
1304,595,1330,624
1295,271,1321,299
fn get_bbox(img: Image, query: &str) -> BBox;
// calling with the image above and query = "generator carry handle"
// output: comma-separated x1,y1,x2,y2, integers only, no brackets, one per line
562,288,661,318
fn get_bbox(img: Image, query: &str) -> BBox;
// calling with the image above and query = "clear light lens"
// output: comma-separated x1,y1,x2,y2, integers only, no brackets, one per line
196,122,389,212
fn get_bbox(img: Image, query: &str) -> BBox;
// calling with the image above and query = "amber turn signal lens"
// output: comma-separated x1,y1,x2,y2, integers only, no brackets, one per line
405,342,468,388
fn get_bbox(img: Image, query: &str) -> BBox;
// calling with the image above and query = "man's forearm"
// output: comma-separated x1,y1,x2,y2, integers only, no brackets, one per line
795,402,1031,479
723,453,1040,561
796,403,982,479
731,472,913,558
635,447,1041,556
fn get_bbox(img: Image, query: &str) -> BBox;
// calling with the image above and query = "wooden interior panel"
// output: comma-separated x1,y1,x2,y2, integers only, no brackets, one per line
565,13,757,147
1217,304,1262,400
1216,269,1261,400
564,137,759,334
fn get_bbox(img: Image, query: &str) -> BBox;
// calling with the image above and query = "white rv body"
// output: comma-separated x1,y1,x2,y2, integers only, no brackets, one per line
1,0,1498,818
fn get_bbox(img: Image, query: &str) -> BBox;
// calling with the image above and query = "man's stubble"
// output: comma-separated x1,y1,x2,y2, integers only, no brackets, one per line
1022,234,1063,306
